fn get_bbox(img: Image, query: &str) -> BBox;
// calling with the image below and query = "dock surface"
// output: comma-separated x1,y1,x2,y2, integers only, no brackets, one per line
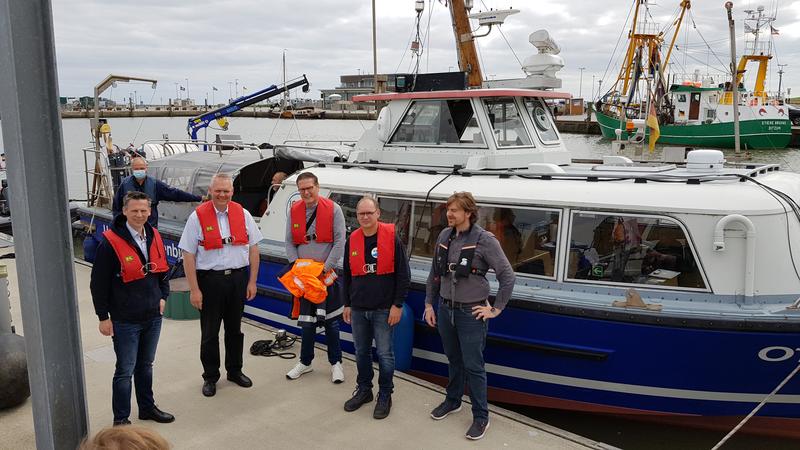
0,248,610,449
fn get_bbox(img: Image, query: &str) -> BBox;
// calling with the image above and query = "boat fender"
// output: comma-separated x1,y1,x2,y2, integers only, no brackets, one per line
83,233,100,263
0,333,30,409
392,304,414,371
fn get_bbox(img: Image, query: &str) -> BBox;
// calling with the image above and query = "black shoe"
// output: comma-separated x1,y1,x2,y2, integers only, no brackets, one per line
465,418,490,440
430,400,462,420
343,388,374,412
138,406,175,424
373,394,392,420
202,380,216,397
227,372,253,388
112,419,131,427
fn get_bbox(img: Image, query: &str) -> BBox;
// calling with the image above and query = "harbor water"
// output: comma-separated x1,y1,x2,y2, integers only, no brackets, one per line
2,116,800,449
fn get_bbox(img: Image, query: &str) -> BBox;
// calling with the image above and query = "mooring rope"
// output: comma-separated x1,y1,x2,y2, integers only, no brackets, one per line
711,362,800,449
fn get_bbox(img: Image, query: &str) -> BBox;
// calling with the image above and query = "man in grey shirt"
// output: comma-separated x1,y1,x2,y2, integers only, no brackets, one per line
423,192,515,441
283,172,346,384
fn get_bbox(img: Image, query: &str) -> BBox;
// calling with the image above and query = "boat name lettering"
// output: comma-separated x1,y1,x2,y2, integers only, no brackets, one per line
757,346,800,362
164,241,182,259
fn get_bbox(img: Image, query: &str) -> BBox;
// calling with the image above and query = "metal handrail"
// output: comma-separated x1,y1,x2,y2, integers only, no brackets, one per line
139,139,264,158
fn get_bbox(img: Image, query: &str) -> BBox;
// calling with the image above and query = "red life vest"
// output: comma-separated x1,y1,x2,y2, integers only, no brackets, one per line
197,201,249,250
349,222,395,276
290,196,334,245
103,227,169,283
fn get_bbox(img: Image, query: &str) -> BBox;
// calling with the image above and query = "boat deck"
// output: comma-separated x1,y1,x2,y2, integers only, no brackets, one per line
0,246,611,449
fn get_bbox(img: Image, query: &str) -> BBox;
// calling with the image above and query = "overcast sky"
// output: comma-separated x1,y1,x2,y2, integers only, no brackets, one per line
51,0,800,103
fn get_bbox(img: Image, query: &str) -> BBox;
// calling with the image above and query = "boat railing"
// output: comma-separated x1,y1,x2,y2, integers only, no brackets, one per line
633,20,659,36
282,139,357,147
139,139,266,159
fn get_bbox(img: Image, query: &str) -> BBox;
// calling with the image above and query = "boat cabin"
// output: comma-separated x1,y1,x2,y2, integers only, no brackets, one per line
348,89,572,169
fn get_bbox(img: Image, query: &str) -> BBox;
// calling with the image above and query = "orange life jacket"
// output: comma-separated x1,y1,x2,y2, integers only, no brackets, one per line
103,228,169,283
349,222,395,276
197,201,249,250
290,197,334,245
278,259,337,320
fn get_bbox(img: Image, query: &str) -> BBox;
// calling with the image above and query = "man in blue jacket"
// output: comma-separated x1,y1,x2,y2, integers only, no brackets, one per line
90,191,175,426
112,157,201,227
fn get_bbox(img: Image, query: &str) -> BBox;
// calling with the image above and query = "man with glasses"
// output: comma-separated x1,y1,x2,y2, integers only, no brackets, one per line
341,197,410,419
284,172,347,383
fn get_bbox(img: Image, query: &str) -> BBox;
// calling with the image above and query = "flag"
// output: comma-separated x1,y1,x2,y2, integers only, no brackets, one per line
771,25,780,35
646,101,660,153
212,86,218,91
180,86,186,91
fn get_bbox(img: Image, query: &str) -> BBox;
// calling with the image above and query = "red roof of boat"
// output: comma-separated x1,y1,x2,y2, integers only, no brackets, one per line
353,89,572,102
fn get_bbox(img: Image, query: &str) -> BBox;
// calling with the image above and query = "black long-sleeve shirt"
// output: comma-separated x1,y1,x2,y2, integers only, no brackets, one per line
342,232,410,310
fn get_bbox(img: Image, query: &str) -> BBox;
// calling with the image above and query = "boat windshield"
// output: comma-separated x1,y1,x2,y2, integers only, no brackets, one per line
483,98,533,148
388,99,484,146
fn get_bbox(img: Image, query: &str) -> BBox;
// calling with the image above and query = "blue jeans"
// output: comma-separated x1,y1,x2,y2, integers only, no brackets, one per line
351,308,395,397
437,303,489,420
111,316,162,421
300,319,342,366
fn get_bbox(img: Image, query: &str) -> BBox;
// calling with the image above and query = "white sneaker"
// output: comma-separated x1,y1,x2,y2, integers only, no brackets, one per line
286,362,312,380
331,362,344,384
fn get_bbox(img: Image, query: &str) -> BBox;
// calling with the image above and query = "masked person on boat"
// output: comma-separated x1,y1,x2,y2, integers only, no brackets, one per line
423,191,515,441
341,196,410,419
178,173,263,398
284,172,346,383
112,157,202,228
89,191,175,427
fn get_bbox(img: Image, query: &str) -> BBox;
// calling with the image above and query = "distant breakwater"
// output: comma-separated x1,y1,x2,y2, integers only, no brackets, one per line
61,109,378,120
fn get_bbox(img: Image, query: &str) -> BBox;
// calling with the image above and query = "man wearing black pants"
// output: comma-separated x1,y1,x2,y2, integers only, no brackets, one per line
179,173,263,397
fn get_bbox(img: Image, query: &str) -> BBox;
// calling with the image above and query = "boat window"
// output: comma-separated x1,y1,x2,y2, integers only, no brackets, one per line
410,201,448,258
483,98,533,147
567,212,706,289
377,197,412,246
677,94,687,103
159,166,195,193
388,100,482,145
328,192,367,236
479,206,559,278
524,99,559,143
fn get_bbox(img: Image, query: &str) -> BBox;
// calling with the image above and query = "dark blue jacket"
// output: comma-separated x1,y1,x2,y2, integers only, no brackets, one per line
90,214,170,322
112,175,201,227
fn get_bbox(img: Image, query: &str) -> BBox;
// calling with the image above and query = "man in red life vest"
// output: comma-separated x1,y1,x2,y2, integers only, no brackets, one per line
179,173,263,398
342,197,410,419
284,172,346,383
90,191,175,426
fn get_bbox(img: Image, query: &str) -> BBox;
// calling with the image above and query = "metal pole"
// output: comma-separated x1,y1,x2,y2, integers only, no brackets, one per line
0,0,89,448
726,2,741,153
372,0,378,93
578,67,585,98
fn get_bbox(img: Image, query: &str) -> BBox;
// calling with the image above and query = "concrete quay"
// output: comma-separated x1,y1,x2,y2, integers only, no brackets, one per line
0,247,613,450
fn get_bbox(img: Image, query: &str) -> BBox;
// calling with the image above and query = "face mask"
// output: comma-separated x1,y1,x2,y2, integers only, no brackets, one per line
132,170,146,179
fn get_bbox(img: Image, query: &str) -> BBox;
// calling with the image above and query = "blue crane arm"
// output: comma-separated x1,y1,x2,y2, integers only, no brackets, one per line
187,74,310,141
